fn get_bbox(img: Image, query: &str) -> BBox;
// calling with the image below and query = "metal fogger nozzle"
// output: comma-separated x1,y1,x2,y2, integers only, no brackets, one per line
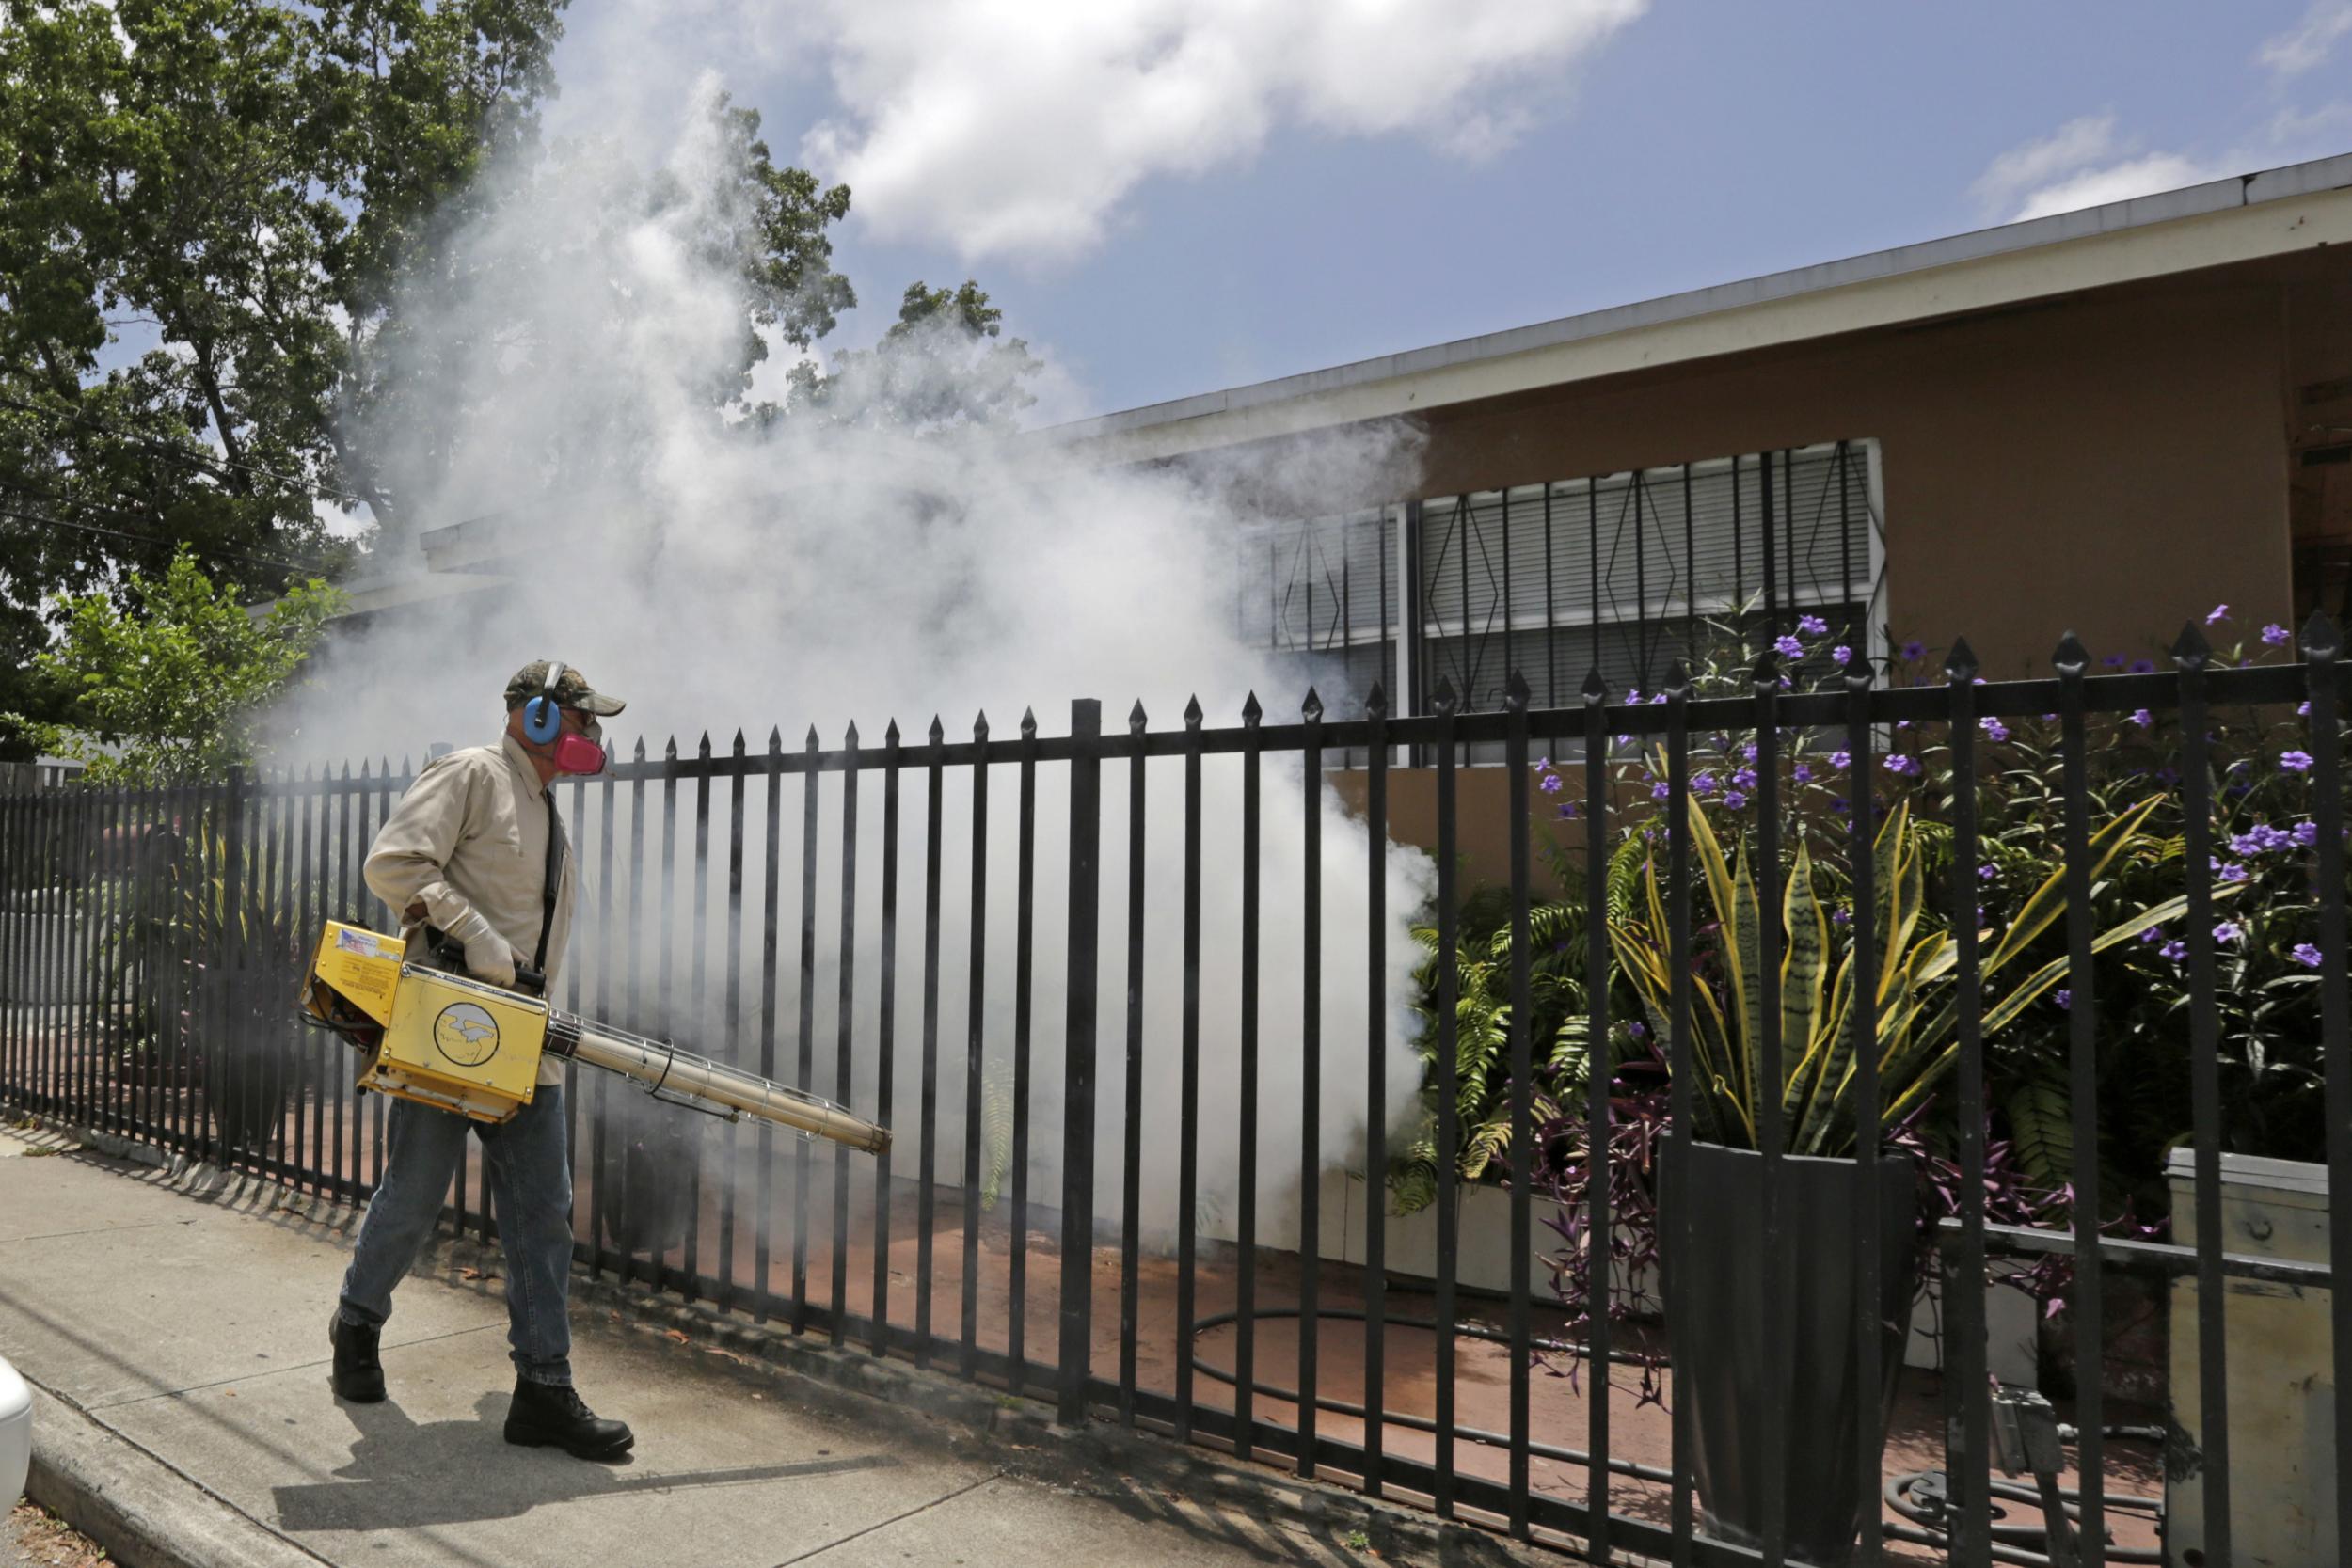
548,1017,890,1153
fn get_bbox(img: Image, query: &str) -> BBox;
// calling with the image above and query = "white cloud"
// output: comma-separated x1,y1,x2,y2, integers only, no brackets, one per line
2259,0,2352,77
1969,113,2122,218
795,0,1647,264
1972,116,2219,225
2008,152,2219,222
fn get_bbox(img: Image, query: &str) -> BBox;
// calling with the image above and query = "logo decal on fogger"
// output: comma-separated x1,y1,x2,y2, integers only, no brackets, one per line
432,1003,501,1068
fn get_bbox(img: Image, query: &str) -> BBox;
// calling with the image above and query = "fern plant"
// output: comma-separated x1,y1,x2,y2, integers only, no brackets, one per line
1391,885,1596,1213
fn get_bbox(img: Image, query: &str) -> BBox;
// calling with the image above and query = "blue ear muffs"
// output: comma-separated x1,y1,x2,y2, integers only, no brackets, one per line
521,660,566,745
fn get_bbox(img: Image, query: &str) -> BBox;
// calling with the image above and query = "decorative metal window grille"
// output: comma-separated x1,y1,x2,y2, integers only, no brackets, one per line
1242,441,1884,755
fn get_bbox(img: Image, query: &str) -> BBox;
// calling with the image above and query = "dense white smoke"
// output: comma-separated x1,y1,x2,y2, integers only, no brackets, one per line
277,71,1436,1250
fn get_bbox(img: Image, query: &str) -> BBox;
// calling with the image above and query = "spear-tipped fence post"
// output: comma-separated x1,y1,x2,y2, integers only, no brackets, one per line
1057,698,1103,1425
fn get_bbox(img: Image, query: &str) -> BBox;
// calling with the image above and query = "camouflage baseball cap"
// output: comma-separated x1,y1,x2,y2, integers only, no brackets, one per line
504,660,628,717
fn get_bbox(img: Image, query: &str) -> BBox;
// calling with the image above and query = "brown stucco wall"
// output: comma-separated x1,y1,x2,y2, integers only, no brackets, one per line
1406,272,2295,678
1268,255,2348,892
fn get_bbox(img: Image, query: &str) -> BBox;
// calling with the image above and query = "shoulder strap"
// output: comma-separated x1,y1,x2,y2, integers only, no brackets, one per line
534,794,564,974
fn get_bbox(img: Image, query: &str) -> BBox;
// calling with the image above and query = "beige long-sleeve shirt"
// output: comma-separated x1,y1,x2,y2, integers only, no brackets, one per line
364,735,576,1086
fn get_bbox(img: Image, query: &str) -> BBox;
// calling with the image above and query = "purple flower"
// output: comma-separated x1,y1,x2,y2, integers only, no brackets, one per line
2054,989,2072,1010
1628,1021,1647,1039
2103,655,2126,669
1885,753,1921,777
2219,861,2250,883
2161,940,2188,962
2264,623,2290,647
1831,907,1851,925
1798,614,1829,636
2129,658,2155,674
1901,640,1926,661
1535,756,1551,770
1556,801,1578,820
1741,742,1759,762
2129,709,2153,730
1732,768,1758,791
1829,750,1851,770
1650,691,1669,705
1792,763,1813,784
2207,603,2230,625
1831,644,1854,666
2295,818,2319,847
1625,689,1643,706
1774,634,1804,659
1978,863,1997,881
2281,750,2315,773
2215,921,2243,944
2300,701,2312,717
1692,771,1718,796
1540,773,1563,795
2294,943,2324,969
1980,717,2010,742
2138,926,2164,944
1723,790,1748,809
2230,824,2295,856
1649,782,1671,802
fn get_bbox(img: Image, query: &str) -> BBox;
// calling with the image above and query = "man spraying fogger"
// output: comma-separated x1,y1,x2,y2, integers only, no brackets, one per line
328,660,633,1460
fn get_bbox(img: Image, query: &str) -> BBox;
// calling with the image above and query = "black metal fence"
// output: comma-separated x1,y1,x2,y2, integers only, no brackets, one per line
2,623,2346,1568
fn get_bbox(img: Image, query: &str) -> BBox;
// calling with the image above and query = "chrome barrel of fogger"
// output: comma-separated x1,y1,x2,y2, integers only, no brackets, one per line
546,1015,890,1155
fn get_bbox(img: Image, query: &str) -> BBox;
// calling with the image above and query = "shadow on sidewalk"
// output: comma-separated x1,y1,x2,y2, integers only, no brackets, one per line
272,1393,897,1532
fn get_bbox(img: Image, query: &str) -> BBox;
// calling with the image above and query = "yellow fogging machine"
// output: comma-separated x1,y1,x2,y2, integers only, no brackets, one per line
299,921,890,1154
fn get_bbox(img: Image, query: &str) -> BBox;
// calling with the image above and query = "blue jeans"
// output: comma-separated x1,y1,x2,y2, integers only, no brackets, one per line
337,1080,576,1386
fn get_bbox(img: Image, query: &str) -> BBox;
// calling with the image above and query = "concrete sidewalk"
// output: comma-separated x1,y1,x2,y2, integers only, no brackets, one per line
0,1125,1443,1568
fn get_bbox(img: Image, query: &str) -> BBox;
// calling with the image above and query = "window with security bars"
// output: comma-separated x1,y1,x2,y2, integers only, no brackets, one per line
1414,441,1881,720
1237,441,1883,758
1236,505,1400,740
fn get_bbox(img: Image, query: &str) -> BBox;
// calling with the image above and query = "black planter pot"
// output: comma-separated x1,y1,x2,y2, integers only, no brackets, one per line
1661,1142,1917,1567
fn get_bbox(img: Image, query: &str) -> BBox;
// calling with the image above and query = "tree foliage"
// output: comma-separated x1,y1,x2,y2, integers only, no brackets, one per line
0,0,568,736
6,548,345,784
788,278,1041,432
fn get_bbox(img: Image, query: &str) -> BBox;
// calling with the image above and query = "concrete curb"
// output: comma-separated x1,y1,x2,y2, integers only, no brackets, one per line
24,1383,327,1568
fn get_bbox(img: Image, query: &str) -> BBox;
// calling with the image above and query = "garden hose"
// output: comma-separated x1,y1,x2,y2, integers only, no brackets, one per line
1883,1465,2164,1566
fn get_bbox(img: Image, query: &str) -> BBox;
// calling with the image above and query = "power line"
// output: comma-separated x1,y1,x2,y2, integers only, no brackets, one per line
0,467,346,569
0,389,373,510
0,470,344,577
0,503,335,577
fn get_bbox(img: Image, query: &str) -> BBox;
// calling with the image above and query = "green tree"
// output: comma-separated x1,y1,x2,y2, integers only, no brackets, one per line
789,279,1041,431
6,549,345,784
0,0,571,742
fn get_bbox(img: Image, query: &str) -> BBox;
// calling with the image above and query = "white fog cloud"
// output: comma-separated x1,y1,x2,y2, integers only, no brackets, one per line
795,0,1648,264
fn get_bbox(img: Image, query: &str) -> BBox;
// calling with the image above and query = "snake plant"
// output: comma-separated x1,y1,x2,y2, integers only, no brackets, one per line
1609,795,2201,1156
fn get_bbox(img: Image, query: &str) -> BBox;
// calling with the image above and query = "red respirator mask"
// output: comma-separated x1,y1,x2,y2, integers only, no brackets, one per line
552,729,607,776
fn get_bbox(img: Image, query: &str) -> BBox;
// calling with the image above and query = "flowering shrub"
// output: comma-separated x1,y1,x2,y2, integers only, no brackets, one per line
1401,600,2340,1337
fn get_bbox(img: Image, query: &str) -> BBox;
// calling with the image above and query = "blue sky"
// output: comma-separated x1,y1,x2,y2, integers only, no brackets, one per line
562,0,2352,422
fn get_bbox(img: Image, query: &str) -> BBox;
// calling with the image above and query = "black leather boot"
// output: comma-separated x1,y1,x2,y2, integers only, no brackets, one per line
504,1378,634,1460
328,1312,385,1403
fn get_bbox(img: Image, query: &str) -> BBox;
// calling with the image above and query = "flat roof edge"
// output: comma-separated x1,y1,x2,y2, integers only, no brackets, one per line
1039,151,2352,448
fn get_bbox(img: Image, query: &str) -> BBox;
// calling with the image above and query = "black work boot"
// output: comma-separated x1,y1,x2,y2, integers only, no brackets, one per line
504,1378,634,1460
328,1312,386,1403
